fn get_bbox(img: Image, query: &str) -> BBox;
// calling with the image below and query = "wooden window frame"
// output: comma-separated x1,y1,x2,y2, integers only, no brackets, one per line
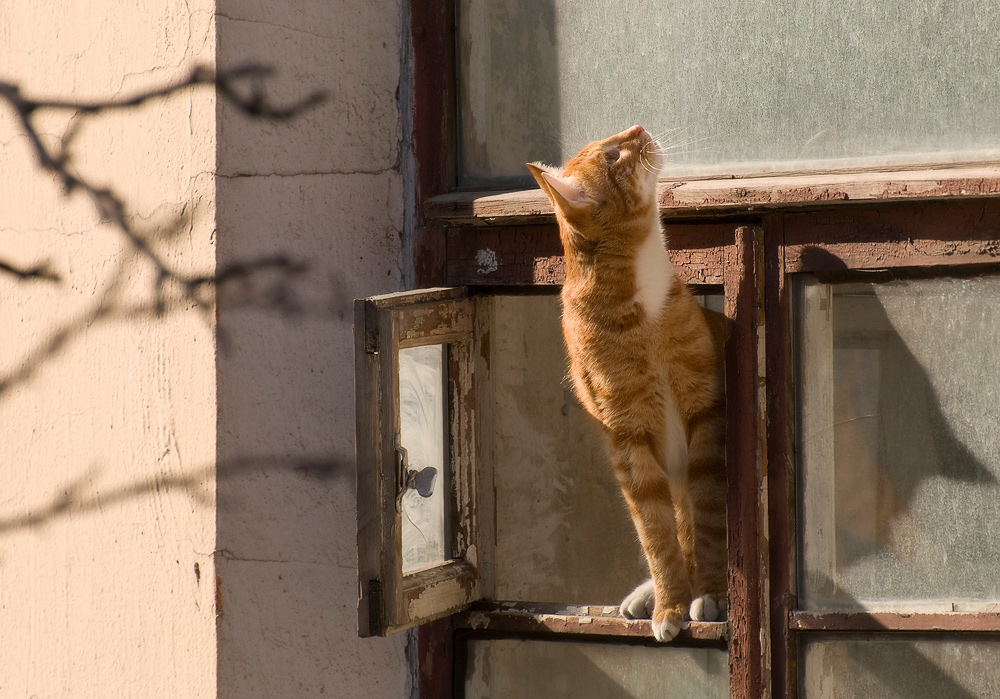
403,2,1000,697
356,288,492,636
765,203,1000,699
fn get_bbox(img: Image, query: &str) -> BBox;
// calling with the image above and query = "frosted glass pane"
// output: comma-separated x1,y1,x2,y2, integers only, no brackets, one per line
465,638,728,698
802,638,1000,699
797,277,1000,611
491,295,646,603
398,345,449,575
490,294,723,604
458,0,1000,185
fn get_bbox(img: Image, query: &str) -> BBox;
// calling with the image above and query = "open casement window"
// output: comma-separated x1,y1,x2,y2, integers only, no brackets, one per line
355,287,492,636
355,226,753,693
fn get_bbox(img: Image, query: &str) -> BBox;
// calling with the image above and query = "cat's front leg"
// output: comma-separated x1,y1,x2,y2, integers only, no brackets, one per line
612,440,692,642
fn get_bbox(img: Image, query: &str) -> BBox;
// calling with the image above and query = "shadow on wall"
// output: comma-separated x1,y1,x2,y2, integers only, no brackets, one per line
0,455,343,537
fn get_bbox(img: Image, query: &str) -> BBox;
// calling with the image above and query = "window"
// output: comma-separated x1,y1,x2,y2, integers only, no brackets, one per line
359,1,1000,697
355,289,487,634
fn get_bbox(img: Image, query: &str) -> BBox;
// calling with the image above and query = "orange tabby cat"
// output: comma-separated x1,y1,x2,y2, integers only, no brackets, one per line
526,126,727,642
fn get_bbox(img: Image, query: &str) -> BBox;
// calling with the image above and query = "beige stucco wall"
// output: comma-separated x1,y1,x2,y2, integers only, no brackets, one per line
214,1,408,696
0,2,219,696
1,1,408,697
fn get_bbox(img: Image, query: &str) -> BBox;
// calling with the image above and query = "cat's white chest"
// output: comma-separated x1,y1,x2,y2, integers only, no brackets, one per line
632,224,673,316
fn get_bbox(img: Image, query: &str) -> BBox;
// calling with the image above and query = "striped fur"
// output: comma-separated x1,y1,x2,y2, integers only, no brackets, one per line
526,126,727,642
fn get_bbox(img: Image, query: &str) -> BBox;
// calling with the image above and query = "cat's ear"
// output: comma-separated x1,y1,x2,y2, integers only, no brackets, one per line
526,163,594,216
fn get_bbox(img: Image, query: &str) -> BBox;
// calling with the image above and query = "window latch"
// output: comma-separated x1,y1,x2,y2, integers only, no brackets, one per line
394,440,437,511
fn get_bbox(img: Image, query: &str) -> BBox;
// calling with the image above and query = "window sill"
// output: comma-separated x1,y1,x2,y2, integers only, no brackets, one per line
791,611,1000,633
457,602,729,642
425,165,1000,226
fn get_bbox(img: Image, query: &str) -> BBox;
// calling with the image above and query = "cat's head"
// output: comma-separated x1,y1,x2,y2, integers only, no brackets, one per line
526,125,661,245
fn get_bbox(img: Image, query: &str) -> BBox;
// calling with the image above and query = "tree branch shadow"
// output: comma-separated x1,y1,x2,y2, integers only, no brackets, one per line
0,454,346,537
1,64,331,396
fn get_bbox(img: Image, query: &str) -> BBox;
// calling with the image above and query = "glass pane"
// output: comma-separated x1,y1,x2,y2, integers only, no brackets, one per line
802,638,1000,699
797,277,1000,611
398,344,449,575
491,294,722,604
465,638,728,698
458,0,1000,185
492,295,645,603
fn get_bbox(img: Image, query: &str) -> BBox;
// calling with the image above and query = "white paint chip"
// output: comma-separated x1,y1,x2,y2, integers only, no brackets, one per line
476,247,499,275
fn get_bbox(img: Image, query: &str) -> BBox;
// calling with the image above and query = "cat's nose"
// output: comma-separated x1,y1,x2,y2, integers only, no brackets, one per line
629,125,644,136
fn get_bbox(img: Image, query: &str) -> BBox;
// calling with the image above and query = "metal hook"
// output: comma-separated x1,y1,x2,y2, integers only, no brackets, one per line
394,440,437,511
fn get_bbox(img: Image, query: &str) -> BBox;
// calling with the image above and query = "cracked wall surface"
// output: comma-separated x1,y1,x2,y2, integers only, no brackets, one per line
214,1,407,698
0,0,408,697
0,1,220,697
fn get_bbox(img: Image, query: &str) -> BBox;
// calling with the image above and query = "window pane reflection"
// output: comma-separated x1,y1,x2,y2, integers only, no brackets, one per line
797,277,1000,611
399,345,449,575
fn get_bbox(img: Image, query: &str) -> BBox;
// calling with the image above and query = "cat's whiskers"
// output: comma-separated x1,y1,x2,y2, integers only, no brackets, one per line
641,132,715,171
639,140,667,174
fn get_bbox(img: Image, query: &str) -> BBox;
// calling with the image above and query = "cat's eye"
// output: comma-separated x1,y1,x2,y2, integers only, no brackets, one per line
604,148,620,166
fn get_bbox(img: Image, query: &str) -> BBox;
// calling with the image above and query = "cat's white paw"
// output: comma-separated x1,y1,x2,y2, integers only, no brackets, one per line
619,579,656,619
652,616,681,642
690,595,727,622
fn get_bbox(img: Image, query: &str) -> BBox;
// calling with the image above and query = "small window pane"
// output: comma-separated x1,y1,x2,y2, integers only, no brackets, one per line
465,638,728,698
802,638,1000,698
458,0,1000,185
797,277,1000,611
399,345,449,575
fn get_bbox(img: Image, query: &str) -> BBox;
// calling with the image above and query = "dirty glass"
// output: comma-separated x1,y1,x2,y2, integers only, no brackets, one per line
796,277,1000,611
801,638,1000,698
491,295,644,603
491,294,722,605
464,638,728,698
458,0,1000,185
398,344,449,575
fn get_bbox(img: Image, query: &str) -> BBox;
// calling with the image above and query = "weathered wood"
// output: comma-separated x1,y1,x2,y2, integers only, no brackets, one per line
396,300,473,346
411,0,455,206
410,0,455,288
355,298,384,637
355,289,489,636
763,215,796,699
418,617,455,699
783,199,1000,273
403,562,479,630
446,223,732,286
446,226,563,285
791,611,1000,632
659,167,1000,216
425,167,1000,225
455,604,729,642
725,225,767,699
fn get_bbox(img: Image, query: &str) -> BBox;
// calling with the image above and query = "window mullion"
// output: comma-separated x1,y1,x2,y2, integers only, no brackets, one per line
725,224,769,699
